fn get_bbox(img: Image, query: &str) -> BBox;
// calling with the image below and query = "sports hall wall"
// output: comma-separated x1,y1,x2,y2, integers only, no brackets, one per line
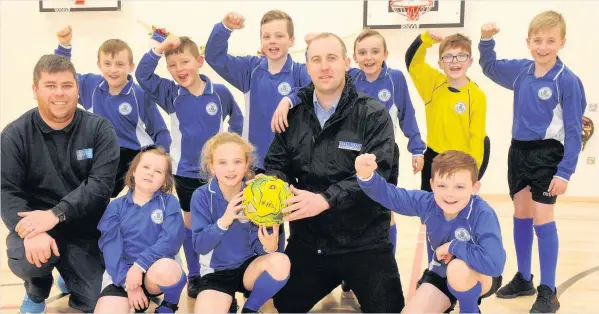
1,0,597,198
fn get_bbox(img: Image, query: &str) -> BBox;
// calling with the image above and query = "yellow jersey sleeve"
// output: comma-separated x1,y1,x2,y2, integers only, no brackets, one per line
469,88,487,168
406,31,447,104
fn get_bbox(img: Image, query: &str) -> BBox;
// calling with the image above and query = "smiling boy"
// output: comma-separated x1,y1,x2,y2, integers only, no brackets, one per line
356,150,505,313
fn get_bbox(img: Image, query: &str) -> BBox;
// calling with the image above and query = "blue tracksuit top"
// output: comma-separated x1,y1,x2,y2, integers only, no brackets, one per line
191,178,285,275
348,63,426,156
204,22,311,169
54,45,171,152
358,172,506,278
97,190,185,287
135,49,244,179
478,38,587,181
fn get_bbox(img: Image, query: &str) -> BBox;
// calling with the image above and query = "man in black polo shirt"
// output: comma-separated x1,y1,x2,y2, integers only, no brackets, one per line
1,55,119,313
266,33,404,313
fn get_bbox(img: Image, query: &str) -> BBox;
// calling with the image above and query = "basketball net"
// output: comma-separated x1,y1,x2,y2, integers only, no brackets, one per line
389,0,433,30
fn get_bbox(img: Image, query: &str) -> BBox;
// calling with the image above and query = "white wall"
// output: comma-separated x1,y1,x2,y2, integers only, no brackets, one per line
1,0,598,197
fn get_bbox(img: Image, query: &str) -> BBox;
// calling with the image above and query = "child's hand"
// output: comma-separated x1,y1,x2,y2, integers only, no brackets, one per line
56,25,72,46
481,22,500,40
155,35,181,54
271,97,291,133
435,242,453,264
428,31,444,43
125,265,143,292
220,191,246,229
258,224,280,253
127,287,149,311
412,155,424,174
548,177,568,196
223,12,245,30
304,32,319,45
355,154,378,180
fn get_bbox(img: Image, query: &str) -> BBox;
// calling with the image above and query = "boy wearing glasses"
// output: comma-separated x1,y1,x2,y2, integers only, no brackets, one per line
406,31,489,193
405,31,490,312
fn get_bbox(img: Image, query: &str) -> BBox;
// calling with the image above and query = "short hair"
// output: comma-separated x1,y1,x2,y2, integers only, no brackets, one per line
260,10,294,37
307,32,348,59
353,28,388,53
97,39,134,64
438,33,472,57
200,132,257,179
528,10,566,39
165,36,201,59
431,150,479,183
125,146,175,194
33,54,77,87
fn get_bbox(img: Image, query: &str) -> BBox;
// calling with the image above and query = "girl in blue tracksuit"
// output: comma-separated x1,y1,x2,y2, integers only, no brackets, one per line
191,132,289,313
136,34,244,296
355,150,506,314
96,146,186,313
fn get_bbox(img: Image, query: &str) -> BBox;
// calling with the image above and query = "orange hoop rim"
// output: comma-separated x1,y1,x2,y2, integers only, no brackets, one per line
389,0,434,21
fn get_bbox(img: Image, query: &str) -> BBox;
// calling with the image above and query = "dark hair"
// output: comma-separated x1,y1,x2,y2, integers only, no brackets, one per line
33,54,77,86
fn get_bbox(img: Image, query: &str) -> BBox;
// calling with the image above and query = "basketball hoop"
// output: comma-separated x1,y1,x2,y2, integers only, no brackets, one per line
53,0,75,19
389,0,434,30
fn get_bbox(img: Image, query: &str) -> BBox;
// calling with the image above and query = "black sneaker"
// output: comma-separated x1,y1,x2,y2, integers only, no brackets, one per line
229,298,239,313
187,275,202,298
530,285,560,313
341,280,351,292
240,307,262,313
496,272,536,299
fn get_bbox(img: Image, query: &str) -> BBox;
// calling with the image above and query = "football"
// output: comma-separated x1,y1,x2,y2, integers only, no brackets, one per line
242,175,292,226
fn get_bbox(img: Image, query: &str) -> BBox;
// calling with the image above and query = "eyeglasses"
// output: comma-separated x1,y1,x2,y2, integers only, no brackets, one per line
140,144,159,152
440,54,470,63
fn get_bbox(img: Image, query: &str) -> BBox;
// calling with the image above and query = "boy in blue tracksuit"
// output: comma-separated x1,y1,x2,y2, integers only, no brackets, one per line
356,150,505,313
191,132,289,313
205,10,311,171
135,34,244,298
478,11,586,313
97,146,186,313
54,26,171,198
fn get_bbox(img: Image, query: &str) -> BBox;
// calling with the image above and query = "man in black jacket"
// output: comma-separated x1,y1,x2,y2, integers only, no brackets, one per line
265,33,404,313
1,55,119,313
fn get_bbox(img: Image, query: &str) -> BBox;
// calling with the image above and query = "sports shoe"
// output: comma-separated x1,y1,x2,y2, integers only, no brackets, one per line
530,285,560,313
229,298,239,313
341,280,351,292
496,272,536,299
20,294,46,314
187,275,202,298
55,276,69,294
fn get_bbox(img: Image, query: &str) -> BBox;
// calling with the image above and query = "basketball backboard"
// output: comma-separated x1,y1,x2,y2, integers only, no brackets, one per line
363,0,465,29
39,0,121,12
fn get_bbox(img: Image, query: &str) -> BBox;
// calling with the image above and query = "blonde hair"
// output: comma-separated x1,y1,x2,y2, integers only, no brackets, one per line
200,132,256,179
354,28,388,53
528,10,566,39
431,150,478,183
97,39,133,64
438,33,472,57
307,32,348,59
165,36,201,59
260,10,294,37
125,146,175,194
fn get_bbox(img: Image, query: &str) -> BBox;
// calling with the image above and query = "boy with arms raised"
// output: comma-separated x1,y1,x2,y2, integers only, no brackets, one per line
479,10,587,313
135,34,244,299
54,26,171,198
205,10,311,172
405,31,490,192
355,150,505,314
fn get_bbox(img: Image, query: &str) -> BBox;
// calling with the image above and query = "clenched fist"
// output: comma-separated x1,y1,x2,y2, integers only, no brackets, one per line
481,22,500,40
355,153,378,180
223,12,245,30
57,25,72,46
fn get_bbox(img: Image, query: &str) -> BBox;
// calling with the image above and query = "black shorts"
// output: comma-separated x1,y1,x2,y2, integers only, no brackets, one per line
174,175,207,212
508,139,564,205
198,256,258,298
417,269,502,307
100,273,162,311
112,147,140,197
421,136,491,192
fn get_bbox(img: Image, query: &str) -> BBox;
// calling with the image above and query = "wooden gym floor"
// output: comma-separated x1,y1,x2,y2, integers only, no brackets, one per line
1,197,598,313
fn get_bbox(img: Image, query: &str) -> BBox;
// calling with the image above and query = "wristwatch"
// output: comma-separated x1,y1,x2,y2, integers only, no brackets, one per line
51,207,66,223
